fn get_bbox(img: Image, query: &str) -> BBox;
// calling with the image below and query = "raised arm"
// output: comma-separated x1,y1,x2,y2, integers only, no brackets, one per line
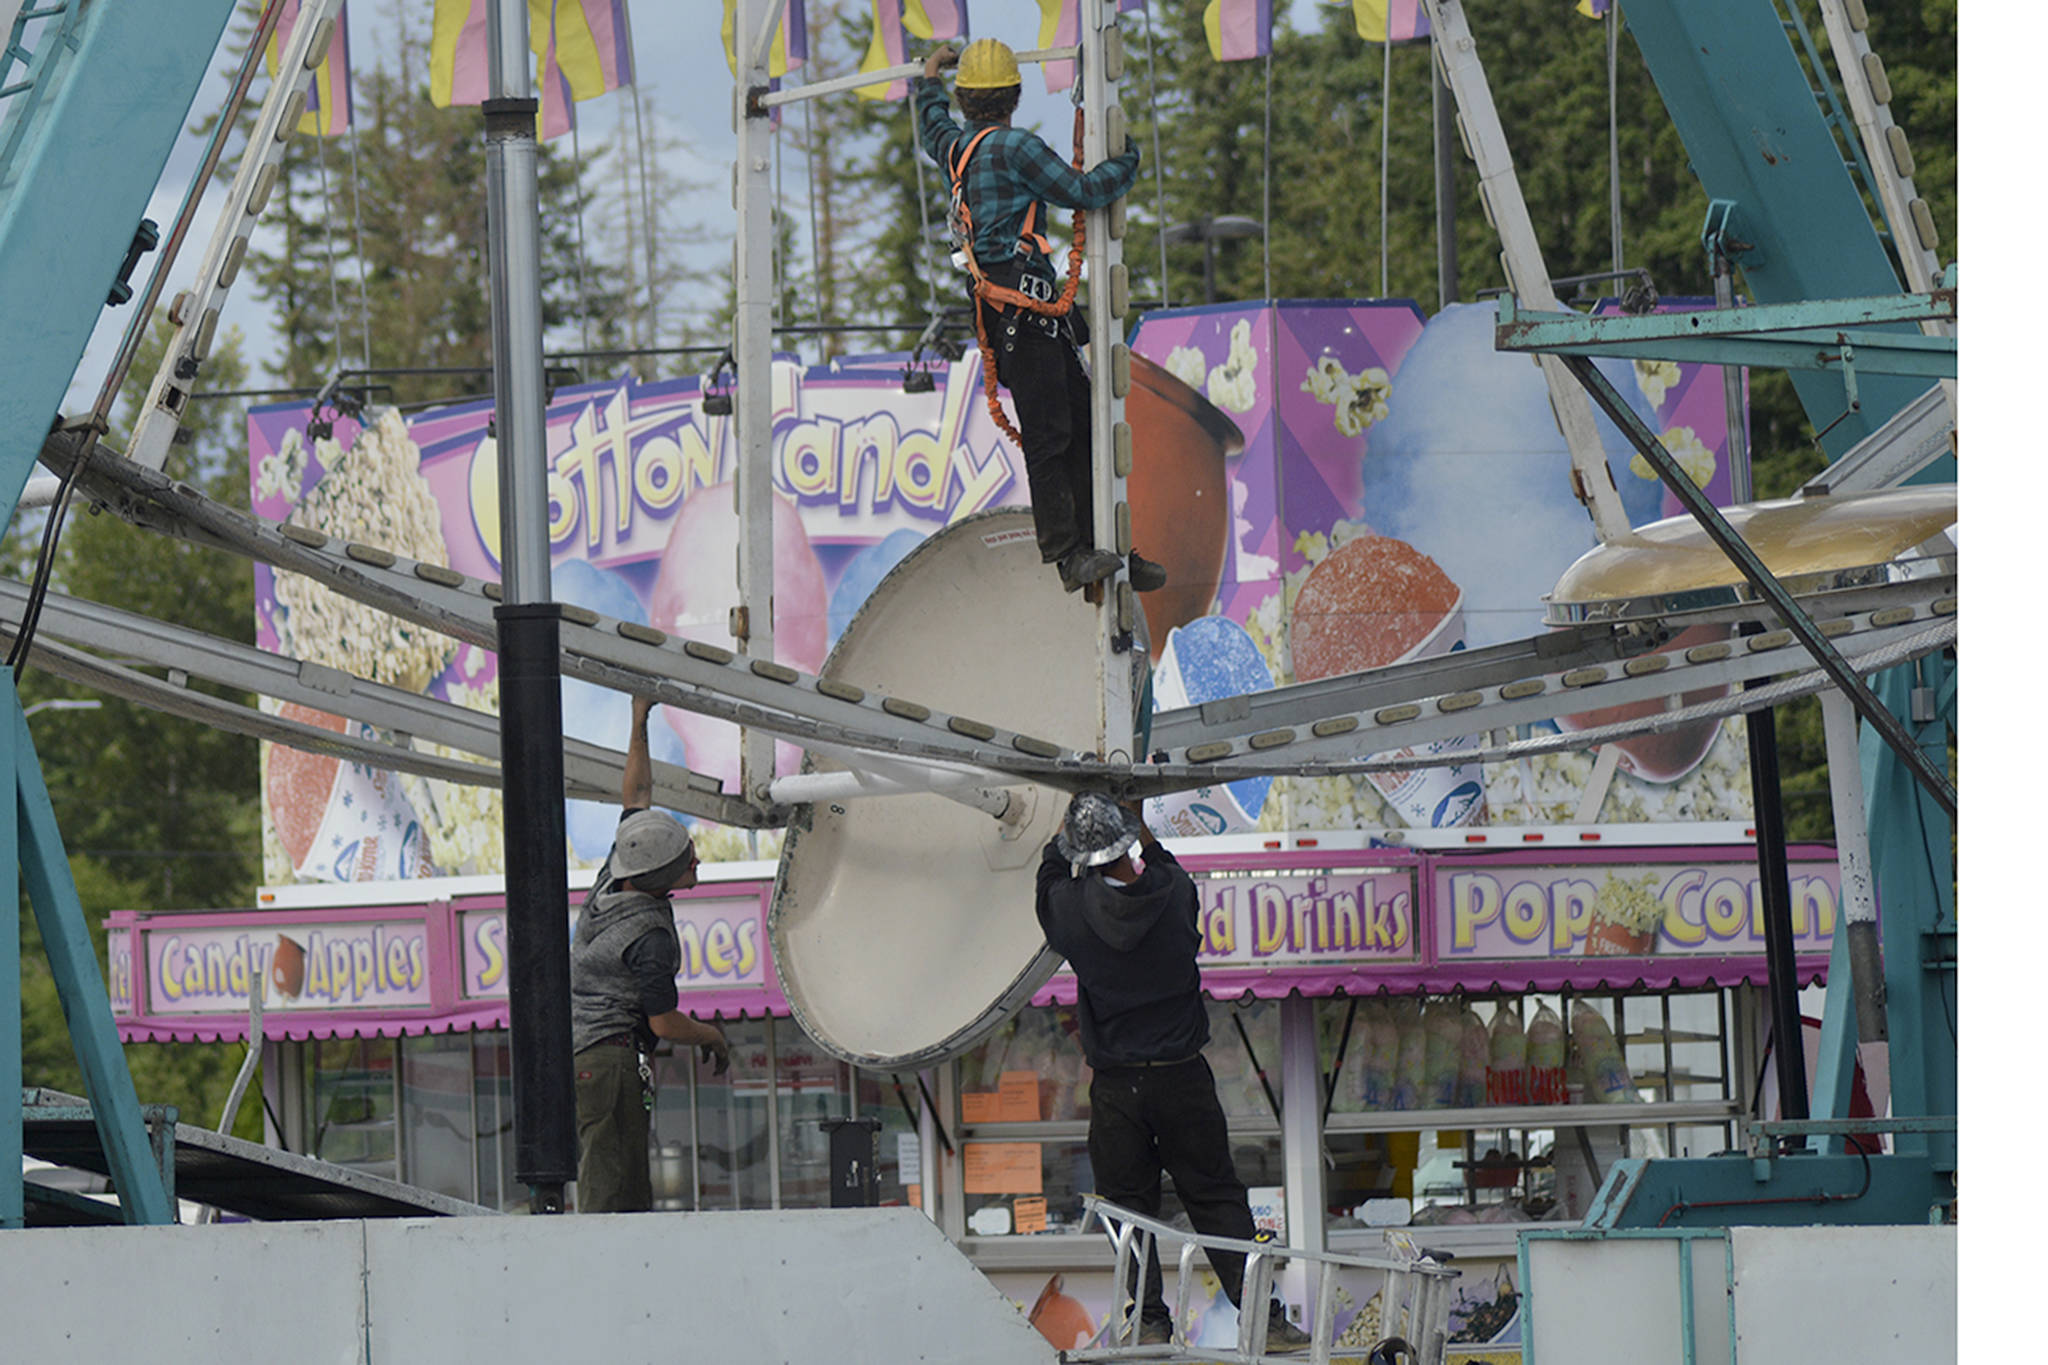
622,696,655,811
912,46,965,167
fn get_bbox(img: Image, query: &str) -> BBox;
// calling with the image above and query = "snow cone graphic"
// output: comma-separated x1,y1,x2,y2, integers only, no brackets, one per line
266,702,432,883
1288,536,1485,827
1147,615,1274,837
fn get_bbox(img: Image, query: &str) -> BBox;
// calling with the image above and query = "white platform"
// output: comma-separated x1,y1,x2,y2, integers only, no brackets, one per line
1,1208,1057,1363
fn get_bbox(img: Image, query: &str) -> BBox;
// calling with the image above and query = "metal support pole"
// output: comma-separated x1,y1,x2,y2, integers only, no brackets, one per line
1,680,17,1227
1557,354,1957,818
12,692,176,1223
1818,687,1892,1113
1431,52,1457,311
734,0,779,801
485,0,574,1211
1081,0,1136,763
1277,994,1325,1314
1745,695,1808,1139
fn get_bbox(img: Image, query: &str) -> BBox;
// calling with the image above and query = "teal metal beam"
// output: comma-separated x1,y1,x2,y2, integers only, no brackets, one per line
1579,1153,1951,1229
1622,0,1936,453
0,0,240,517
1,676,16,1228
11,690,176,1224
1495,294,1956,378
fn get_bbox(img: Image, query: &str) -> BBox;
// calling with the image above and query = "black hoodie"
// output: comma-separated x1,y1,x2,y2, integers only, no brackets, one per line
1035,840,1209,1068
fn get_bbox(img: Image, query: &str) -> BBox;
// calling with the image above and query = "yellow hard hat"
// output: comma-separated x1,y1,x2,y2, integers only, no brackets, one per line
954,38,1020,90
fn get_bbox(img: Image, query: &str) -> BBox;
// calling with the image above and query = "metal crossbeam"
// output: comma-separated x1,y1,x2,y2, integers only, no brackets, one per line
46,431,1958,804
62,433,1107,784
1802,382,1955,496
0,578,761,826
1148,581,1952,766
1494,292,1955,377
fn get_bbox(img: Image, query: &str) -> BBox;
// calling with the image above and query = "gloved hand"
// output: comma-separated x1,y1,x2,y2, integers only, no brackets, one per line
923,44,959,81
700,1026,732,1076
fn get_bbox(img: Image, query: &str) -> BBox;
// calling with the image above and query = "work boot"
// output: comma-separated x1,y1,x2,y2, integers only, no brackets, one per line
1058,547,1122,594
1128,550,1168,592
1137,1317,1174,1346
1263,1303,1312,1352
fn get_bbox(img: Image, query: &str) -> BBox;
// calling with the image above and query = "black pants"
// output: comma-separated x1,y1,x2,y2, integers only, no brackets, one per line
986,302,1095,565
1088,1055,1265,1325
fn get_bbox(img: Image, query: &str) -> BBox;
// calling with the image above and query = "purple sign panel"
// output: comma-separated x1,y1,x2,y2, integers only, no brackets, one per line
1130,298,1750,834
459,893,768,1000
1436,858,1841,962
108,928,135,1016
1194,867,1421,966
144,920,433,1015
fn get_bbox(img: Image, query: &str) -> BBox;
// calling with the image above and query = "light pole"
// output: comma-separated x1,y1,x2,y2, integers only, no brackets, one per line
1161,215,1265,304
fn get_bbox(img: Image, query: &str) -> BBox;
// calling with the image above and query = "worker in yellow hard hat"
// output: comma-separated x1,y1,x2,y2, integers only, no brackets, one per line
915,41,1167,598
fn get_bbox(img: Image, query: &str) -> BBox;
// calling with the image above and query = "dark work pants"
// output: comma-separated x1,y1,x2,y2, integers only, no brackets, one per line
575,1042,651,1212
987,302,1096,565
1088,1055,1267,1325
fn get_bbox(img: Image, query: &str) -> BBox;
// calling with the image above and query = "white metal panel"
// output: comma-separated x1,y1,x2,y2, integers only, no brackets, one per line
1524,1236,1687,1365
0,1221,367,1363
1689,1237,1732,1364
1730,1225,1955,1362
363,1208,1057,1364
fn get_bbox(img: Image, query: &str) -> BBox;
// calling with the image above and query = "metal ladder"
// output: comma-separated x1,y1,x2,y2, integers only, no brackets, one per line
1067,1195,1457,1365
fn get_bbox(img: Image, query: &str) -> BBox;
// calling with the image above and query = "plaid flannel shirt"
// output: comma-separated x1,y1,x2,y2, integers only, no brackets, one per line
914,76,1139,286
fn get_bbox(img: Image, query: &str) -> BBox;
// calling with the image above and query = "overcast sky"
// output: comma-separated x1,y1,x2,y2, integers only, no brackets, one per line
62,0,1332,412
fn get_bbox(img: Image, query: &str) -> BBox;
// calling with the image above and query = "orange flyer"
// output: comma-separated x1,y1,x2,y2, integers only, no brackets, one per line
997,1070,1041,1123
963,1141,1043,1195
1014,1195,1048,1234
961,1092,1001,1124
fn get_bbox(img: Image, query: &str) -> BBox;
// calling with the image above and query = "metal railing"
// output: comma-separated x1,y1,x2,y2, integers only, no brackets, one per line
1069,1195,1457,1365
0,1,82,182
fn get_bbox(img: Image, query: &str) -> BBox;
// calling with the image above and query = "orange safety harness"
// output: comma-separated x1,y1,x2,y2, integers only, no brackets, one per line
947,110,1088,444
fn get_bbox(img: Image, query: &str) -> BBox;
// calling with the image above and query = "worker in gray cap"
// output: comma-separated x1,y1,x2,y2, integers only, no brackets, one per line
571,695,730,1212
1035,793,1310,1350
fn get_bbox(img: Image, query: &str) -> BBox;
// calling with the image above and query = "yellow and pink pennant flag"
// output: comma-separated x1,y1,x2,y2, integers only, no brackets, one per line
265,0,354,136
722,1,809,79
1352,0,1429,44
904,0,968,41
1576,0,1613,18
1037,0,1078,92
1204,0,1272,62
856,0,908,102
430,0,489,108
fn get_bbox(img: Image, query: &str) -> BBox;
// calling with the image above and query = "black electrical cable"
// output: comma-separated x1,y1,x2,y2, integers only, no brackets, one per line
7,425,97,678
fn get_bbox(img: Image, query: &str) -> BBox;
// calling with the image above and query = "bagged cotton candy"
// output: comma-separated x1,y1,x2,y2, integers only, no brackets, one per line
1527,1002,1568,1105
1423,1001,1464,1109
1360,999,1397,1110
1570,1001,1639,1103
1487,1005,1528,1105
1390,998,1427,1110
1458,1007,1490,1108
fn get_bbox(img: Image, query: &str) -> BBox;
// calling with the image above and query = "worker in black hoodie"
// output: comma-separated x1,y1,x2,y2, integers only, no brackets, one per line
1035,793,1310,1351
